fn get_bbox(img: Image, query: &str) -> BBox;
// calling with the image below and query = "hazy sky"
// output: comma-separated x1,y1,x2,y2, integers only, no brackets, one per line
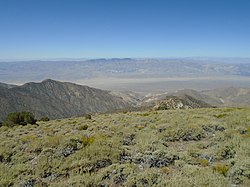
0,0,250,59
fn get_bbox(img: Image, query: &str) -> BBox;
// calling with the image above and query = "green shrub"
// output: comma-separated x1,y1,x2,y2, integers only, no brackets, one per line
44,136,61,148
0,180,13,187
213,163,230,176
3,111,36,127
137,112,150,116
217,144,236,159
84,114,92,120
78,124,88,130
199,159,209,167
82,136,95,147
215,113,227,118
161,166,171,174
20,134,37,143
39,116,50,121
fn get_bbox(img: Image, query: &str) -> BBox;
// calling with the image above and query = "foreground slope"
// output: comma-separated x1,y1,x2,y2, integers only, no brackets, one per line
0,108,249,186
0,79,131,121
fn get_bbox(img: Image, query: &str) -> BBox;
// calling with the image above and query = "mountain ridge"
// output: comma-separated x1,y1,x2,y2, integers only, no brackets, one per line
1,79,250,121
0,79,132,121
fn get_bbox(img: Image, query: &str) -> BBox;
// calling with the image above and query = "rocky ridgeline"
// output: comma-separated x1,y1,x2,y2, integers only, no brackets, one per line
153,95,212,110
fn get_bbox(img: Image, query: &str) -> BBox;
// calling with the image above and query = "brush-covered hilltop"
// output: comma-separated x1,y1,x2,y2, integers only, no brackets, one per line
0,107,249,186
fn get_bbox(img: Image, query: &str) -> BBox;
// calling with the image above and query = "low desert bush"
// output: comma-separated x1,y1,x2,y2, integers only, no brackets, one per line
213,163,230,176
78,124,88,130
3,111,36,127
82,136,95,147
39,116,50,121
84,114,92,120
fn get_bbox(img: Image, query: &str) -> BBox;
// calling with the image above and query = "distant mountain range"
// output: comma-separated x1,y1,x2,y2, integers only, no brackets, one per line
1,79,250,121
1,58,250,84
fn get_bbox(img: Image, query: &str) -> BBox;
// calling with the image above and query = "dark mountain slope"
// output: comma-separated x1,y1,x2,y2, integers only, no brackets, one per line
0,87,17,121
0,79,131,121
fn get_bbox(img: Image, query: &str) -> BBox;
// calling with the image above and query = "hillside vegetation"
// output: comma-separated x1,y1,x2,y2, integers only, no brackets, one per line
0,108,250,186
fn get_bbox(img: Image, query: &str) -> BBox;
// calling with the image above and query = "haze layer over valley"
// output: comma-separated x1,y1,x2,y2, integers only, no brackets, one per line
1,57,250,93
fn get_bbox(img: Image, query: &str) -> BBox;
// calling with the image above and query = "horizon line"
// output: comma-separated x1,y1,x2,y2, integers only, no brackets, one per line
1,56,250,62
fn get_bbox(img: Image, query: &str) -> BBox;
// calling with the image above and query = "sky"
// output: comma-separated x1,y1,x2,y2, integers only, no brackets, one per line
0,0,250,59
